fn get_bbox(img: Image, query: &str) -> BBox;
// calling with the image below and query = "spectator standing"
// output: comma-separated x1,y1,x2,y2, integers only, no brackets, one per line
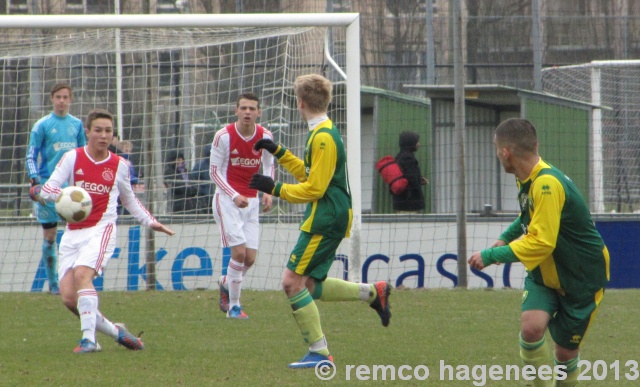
164,152,196,213
392,131,428,213
115,140,139,215
190,146,214,214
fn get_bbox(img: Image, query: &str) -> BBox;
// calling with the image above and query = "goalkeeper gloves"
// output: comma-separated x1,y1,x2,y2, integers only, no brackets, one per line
249,174,276,195
254,139,279,154
29,184,46,205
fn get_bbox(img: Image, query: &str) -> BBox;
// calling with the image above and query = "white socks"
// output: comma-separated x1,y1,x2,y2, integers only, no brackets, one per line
96,312,119,339
77,289,98,343
360,283,373,302
227,259,244,308
309,336,328,353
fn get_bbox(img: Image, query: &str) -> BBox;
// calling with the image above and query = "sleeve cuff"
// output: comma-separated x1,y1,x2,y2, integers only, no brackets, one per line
273,182,283,197
480,249,495,266
481,245,519,266
274,145,287,159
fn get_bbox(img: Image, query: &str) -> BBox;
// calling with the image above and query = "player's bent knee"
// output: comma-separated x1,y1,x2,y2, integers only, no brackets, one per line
520,326,546,342
281,281,297,297
282,270,307,297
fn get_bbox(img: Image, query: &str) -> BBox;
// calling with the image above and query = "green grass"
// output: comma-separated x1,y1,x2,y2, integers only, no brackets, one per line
0,288,638,386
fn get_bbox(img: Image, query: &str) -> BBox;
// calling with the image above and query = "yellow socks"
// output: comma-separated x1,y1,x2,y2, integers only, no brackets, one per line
289,288,328,356
553,356,579,387
311,278,373,302
520,334,553,387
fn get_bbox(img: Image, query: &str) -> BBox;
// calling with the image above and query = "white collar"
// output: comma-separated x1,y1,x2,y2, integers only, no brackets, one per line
307,114,329,131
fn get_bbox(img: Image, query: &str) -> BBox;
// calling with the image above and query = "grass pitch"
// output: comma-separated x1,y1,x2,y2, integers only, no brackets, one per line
0,288,638,386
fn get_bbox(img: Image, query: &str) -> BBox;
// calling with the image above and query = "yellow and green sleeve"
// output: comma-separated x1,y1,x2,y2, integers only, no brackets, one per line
274,132,337,204
483,175,565,270
499,217,523,243
273,145,307,182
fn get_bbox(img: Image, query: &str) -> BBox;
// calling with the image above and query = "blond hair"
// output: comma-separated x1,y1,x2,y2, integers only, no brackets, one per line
294,74,332,114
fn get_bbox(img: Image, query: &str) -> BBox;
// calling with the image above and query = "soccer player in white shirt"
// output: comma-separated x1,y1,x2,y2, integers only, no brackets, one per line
210,92,275,319
39,109,175,353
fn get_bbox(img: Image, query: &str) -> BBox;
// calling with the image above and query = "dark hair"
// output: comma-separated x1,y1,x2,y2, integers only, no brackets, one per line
237,92,260,109
50,82,73,98
85,108,114,129
495,118,538,154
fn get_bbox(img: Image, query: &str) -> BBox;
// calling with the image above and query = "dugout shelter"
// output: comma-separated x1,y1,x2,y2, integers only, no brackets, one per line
404,84,606,215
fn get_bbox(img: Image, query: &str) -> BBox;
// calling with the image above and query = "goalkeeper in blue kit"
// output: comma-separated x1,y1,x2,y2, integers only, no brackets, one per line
26,83,86,294
469,118,610,387
249,74,391,369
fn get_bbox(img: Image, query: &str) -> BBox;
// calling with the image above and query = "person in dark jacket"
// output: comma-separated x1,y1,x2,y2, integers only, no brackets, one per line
164,152,197,214
392,131,428,213
189,146,213,214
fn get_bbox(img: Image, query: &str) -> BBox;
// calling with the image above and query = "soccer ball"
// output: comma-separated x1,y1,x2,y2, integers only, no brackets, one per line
55,186,92,223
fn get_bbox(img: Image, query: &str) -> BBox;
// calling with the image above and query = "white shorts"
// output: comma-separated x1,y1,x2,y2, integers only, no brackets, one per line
58,222,116,280
212,192,259,249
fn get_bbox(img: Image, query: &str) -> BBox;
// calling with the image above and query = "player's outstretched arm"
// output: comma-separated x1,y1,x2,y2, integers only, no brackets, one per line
149,221,175,236
254,138,279,154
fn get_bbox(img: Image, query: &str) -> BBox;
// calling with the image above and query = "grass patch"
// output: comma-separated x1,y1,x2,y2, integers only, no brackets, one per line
0,288,637,386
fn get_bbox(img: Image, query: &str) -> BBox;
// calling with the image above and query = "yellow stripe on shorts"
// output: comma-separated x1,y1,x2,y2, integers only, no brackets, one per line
295,234,323,275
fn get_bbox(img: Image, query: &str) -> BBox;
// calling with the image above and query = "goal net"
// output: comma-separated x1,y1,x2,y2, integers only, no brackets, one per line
0,14,363,292
542,60,640,213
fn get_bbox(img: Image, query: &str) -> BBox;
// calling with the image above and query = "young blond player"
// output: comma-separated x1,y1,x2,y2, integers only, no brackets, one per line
250,74,391,368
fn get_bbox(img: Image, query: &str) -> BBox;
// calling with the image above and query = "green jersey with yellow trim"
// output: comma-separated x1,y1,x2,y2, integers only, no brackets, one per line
273,119,352,238
482,159,609,298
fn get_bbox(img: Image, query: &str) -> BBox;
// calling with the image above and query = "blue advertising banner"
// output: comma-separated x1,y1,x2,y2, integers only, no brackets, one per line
596,221,640,288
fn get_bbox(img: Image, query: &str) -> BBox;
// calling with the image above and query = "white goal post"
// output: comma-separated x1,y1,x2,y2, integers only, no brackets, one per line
542,60,640,213
0,13,363,289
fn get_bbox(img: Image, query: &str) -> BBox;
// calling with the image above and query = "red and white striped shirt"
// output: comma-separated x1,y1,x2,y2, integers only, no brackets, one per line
209,123,275,199
41,147,156,230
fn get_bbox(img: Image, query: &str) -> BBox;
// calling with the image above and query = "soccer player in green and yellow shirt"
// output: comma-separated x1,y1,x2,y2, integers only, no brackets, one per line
249,74,391,369
468,118,610,387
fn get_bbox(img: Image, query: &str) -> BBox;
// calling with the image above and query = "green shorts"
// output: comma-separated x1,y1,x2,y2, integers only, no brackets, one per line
286,231,343,280
522,275,605,350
